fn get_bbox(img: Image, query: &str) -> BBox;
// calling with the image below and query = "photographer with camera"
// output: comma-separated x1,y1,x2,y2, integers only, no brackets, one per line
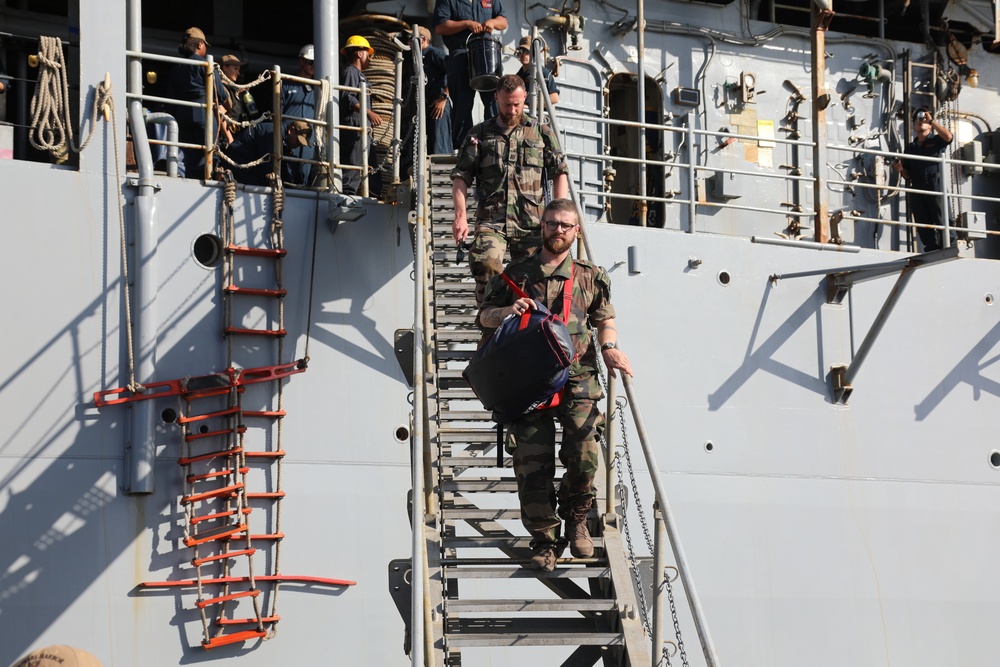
893,107,954,251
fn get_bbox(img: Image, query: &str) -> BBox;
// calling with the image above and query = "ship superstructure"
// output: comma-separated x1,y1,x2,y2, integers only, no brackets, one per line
2,1,1000,665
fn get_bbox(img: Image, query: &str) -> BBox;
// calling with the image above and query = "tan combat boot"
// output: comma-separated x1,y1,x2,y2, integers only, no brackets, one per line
529,544,558,571
566,502,594,558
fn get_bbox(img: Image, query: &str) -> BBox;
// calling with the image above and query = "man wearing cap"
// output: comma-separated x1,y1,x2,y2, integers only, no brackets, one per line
167,27,229,178
451,74,569,306
432,0,508,146
340,35,383,196
280,45,318,185
418,26,452,155
893,107,955,250
220,120,312,187
220,54,259,129
515,36,559,107
11,645,103,667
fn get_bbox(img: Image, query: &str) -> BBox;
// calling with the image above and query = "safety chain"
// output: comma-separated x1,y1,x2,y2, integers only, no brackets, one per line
594,331,689,667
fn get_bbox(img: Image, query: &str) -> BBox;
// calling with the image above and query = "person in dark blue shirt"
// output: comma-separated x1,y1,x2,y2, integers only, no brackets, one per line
514,36,559,107
222,120,311,187
340,35,383,196
893,107,955,251
432,0,507,146
418,26,452,155
280,44,318,185
167,27,229,179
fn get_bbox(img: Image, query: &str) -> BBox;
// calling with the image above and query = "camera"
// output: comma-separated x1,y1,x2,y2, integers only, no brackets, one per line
917,111,929,121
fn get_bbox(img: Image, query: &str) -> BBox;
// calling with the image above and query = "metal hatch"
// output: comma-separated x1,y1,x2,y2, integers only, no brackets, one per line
552,57,606,223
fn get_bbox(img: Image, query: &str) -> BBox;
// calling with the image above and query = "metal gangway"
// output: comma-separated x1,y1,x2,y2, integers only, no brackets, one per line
404,30,718,667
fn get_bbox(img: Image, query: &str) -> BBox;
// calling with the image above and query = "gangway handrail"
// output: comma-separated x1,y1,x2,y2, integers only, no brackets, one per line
409,27,431,667
537,44,721,667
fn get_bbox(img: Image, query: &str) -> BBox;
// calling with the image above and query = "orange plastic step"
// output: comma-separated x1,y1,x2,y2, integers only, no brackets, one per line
226,244,286,258
224,285,287,298
245,491,286,500
224,327,287,337
184,523,248,547
178,446,243,466
182,483,244,505
243,449,285,459
192,548,256,566
190,508,251,525
178,406,241,424
216,616,279,626
202,629,268,649
187,467,249,484
185,425,246,442
242,410,286,419
196,589,260,609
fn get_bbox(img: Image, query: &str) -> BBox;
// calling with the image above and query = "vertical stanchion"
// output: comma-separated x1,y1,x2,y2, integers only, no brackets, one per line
604,377,617,517
360,79,369,198
653,504,667,666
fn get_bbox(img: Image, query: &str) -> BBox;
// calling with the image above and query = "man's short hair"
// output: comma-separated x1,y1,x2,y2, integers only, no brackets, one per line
543,198,580,225
497,74,526,95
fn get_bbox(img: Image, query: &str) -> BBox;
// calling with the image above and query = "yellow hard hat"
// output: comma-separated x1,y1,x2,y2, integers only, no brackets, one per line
341,35,374,55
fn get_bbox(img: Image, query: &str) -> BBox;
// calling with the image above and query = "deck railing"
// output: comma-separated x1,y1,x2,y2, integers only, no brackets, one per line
124,49,383,193
553,103,1000,250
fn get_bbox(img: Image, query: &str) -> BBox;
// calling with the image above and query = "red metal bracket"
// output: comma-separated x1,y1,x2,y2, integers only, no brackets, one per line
94,359,308,407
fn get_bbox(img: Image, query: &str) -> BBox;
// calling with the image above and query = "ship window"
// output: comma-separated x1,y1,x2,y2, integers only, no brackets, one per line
990,451,1000,469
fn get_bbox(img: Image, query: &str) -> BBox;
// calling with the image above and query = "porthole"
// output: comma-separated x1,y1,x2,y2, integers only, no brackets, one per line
193,233,224,268
717,271,731,286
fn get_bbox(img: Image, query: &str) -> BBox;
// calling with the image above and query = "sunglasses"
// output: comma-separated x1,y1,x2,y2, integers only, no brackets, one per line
516,48,530,55
543,220,576,232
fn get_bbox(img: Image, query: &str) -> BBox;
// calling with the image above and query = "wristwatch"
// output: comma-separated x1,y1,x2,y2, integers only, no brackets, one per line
601,341,617,351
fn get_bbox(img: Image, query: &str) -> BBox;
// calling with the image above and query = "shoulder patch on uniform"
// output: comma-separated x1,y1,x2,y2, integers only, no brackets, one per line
594,266,612,291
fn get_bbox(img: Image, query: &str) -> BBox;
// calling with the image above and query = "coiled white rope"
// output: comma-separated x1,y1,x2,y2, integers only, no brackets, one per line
29,35,110,158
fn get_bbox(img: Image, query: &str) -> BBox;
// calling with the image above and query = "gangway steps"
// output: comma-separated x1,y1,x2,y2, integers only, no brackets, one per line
423,154,648,665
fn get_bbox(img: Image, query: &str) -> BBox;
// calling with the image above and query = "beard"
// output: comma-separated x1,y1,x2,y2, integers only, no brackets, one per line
544,234,573,254
498,109,523,127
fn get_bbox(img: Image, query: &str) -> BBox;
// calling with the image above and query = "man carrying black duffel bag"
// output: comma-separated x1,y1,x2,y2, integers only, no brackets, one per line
477,198,633,571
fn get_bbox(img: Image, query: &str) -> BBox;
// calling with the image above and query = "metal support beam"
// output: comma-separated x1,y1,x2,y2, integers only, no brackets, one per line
827,247,959,402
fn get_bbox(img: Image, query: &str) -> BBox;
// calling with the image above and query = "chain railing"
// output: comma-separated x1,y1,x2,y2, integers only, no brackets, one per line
124,50,378,192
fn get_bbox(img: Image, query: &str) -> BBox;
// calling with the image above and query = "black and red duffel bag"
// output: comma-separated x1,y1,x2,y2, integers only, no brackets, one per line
463,268,577,425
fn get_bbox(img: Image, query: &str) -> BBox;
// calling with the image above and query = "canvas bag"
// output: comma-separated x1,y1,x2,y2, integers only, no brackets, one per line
463,265,577,425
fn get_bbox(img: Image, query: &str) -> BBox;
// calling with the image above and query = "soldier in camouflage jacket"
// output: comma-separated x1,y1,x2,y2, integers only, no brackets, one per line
451,74,569,305
478,199,633,571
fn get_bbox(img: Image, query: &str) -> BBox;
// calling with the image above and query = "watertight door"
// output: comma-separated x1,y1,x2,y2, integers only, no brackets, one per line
552,57,605,224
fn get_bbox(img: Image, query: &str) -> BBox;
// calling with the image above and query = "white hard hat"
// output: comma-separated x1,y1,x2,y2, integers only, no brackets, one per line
299,44,314,60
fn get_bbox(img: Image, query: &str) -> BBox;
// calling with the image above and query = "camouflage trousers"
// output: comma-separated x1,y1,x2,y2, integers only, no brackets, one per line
470,224,541,305
509,397,604,548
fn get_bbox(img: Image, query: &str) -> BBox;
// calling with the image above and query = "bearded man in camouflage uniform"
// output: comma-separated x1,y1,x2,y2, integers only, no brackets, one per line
451,74,570,305
478,199,634,571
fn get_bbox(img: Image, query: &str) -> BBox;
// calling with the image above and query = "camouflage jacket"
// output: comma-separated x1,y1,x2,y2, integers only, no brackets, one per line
480,253,615,378
451,115,569,235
